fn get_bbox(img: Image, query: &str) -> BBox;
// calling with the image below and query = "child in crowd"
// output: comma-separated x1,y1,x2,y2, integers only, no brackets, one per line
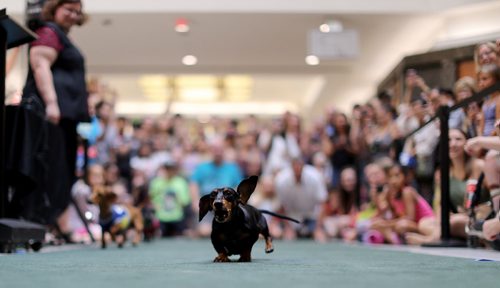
314,188,355,242
386,164,435,241
362,184,395,244
148,161,191,237
476,64,500,136
58,164,104,243
349,163,386,243
354,162,400,244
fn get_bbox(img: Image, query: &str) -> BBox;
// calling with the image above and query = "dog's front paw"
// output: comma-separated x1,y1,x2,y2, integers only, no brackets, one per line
213,254,231,263
238,250,252,262
265,239,274,253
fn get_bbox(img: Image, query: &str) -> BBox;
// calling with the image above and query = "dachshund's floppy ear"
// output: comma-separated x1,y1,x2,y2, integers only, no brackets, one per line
237,175,259,204
199,194,212,221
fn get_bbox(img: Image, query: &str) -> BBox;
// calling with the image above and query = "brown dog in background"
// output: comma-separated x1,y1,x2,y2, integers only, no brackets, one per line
90,186,144,248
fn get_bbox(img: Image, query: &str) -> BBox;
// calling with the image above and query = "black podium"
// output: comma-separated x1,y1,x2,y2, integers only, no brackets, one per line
0,9,45,253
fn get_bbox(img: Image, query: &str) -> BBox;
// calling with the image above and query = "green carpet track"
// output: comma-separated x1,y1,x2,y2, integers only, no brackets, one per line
0,239,498,288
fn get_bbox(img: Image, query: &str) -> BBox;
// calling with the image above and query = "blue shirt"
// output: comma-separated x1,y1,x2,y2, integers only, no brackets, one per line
190,161,243,196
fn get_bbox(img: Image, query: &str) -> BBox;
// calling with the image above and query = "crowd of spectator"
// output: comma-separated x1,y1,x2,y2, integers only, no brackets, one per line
53,40,500,249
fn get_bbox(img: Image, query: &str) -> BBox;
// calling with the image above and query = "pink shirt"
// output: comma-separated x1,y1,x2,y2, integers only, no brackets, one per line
391,192,435,223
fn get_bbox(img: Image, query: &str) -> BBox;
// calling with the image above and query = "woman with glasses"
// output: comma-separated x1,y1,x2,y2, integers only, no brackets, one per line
19,0,89,232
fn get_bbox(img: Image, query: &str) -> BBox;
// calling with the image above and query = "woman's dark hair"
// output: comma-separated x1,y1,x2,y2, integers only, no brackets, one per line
386,163,410,200
339,187,355,214
338,166,357,213
438,88,456,102
380,102,397,120
450,127,468,140
327,187,348,212
333,112,350,135
449,128,473,180
41,0,88,26
95,100,112,117
388,163,410,184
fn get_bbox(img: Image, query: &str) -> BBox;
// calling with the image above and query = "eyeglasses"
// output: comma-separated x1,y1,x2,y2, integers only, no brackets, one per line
61,6,82,16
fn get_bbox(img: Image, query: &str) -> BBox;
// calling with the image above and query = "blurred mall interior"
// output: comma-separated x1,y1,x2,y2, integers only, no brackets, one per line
4,0,500,122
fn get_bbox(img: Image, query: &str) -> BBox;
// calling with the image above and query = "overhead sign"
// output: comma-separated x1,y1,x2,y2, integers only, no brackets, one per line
308,29,359,60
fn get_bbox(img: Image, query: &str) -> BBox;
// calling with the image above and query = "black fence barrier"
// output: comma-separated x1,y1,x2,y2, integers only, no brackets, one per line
438,105,452,244
403,82,500,246
404,82,500,141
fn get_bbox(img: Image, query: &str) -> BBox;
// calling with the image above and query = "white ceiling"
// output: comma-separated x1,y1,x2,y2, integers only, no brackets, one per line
4,0,500,119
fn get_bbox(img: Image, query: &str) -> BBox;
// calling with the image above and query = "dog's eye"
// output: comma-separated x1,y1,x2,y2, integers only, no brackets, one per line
210,191,217,198
223,194,235,201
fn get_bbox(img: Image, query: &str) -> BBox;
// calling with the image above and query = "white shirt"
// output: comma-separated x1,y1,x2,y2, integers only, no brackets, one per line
261,133,301,175
413,118,440,157
274,165,328,221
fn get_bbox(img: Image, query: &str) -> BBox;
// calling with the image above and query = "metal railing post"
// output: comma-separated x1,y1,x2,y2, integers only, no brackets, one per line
438,105,450,241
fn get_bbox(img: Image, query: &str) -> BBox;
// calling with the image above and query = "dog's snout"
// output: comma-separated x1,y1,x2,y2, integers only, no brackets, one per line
213,201,223,210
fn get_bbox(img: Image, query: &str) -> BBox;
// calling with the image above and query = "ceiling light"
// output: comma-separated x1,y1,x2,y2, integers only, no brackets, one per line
177,75,218,101
138,75,170,100
176,75,217,86
319,23,330,33
115,101,297,116
319,20,343,33
179,88,218,102
138,75,168,87
175,18,190,33
305,55,320,66
182,55,198,66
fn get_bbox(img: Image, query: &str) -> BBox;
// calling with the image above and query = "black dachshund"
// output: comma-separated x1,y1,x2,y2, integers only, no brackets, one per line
199,175,299,262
